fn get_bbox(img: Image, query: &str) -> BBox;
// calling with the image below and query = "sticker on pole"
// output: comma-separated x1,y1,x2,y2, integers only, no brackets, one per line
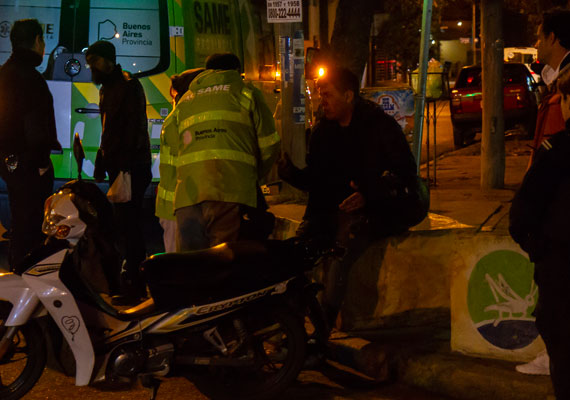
267,0,302,23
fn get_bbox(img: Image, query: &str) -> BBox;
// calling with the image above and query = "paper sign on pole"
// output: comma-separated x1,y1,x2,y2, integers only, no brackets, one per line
267,0,302,23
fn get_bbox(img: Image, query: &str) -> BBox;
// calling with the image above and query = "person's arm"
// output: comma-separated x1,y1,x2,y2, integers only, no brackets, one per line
251,87,281,182
359,112,417,207
277,124,323,192
23,74,61,169
120,77,149,170
510,141,559,255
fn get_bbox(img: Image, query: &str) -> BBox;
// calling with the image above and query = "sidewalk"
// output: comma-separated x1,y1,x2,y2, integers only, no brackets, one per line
268,135,555,400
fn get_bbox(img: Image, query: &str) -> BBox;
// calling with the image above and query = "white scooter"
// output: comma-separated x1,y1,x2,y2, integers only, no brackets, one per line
0,134,329,400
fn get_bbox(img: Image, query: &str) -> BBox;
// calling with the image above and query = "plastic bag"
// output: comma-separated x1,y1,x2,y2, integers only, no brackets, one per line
107,171,131,203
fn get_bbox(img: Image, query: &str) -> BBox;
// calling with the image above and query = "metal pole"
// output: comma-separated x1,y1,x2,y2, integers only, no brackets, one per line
472,1,477,64
412,0,434,174
433,100,437,185
426,102,430,183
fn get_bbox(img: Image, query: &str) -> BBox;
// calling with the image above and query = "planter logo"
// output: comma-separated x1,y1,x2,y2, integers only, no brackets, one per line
378,95,399,117
467,250,538,350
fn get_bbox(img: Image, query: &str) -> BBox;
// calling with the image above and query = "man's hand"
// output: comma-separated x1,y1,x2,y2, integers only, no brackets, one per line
339,181,365,213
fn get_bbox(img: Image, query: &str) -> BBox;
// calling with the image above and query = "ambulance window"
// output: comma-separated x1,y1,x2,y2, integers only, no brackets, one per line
88,0,168,77
0,0,62,74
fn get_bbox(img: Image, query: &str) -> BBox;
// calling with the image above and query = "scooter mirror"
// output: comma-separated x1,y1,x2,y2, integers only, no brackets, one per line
73,132,85,178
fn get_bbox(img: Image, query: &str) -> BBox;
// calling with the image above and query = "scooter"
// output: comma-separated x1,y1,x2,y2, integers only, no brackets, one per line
0,134,329,400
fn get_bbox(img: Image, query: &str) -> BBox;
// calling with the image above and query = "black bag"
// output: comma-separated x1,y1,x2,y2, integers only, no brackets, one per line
368,175,430,236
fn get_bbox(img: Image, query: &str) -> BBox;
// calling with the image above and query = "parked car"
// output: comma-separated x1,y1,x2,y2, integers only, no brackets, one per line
450,63,539,148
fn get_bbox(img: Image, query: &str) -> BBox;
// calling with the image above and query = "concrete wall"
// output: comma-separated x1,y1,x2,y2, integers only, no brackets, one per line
450,234,544,362
274,214,543,362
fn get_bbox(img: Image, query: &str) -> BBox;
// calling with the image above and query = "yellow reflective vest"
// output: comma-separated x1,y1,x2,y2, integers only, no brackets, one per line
155,111,178,220
173,69,280,210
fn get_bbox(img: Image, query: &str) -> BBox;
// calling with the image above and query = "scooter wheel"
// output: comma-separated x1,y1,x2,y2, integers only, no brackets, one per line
0,301,47,400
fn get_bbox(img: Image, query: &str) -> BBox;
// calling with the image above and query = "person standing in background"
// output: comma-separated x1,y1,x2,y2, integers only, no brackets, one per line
529,8,570,165
510,66,570,399
517,8,570,375
86,40,152,305
0,19,61,273
156,68,204,252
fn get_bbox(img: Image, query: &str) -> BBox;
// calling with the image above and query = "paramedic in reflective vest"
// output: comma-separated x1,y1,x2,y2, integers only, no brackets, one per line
156,68,204,252
0,19,62,272
173,53,281,251
86,41,152,303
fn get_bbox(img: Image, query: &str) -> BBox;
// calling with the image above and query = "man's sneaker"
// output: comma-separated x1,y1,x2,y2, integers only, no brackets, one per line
515,350,550,375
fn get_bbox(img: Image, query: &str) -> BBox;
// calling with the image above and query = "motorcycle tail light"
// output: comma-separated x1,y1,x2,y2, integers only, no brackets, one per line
55,225,71,239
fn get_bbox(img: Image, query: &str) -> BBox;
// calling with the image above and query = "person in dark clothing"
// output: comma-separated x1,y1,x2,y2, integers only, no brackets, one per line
279,67,422,330
0,19,62,272
86,41,152,304
529,8,570,165
510,66,570,400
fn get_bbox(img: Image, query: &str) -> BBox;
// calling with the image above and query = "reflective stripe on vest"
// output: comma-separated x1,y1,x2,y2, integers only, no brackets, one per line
160,144,176,166
240,87,253,111
157,185,175,202
178,110,252,134
258,131,280,150
177,149,256,167
258,131,281,161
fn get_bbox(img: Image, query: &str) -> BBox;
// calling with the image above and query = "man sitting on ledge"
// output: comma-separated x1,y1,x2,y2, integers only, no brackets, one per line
278,66,426,332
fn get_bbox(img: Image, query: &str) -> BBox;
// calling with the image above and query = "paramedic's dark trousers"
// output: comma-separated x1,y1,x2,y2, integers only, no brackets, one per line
534,242,570,400
0,162,54,273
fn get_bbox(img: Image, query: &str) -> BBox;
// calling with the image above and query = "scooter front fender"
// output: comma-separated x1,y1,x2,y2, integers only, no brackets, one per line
22,249,95,387
0,272,41,326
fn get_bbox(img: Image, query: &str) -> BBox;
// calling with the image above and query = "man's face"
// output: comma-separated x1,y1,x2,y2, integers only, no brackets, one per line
535,24,554,65
318,81,352,123
86,54,110,85
32,35,45,58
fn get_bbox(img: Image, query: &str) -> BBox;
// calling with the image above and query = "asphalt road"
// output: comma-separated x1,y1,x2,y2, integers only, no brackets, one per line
19,361,455,400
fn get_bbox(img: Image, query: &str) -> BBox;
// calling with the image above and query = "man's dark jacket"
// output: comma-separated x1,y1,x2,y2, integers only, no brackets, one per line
0,48,61,168
97,65,151,174
510,120,570,261
281,97,421,237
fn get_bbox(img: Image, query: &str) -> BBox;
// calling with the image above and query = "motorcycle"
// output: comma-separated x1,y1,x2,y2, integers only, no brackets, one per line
0,134,330,400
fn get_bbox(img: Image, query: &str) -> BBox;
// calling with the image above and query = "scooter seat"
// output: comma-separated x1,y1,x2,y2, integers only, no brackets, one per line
142,240,303,308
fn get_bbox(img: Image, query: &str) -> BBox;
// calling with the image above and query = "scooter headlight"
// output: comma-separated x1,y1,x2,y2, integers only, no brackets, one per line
42,190,86,242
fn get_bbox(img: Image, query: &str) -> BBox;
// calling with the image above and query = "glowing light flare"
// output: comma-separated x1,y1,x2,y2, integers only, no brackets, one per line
318,67,326,77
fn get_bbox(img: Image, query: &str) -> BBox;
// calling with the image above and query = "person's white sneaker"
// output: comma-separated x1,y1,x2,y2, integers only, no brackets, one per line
515,350,550,375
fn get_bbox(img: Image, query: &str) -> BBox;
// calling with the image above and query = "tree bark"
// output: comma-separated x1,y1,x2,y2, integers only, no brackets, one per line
329,0,375,78
481,0,505,189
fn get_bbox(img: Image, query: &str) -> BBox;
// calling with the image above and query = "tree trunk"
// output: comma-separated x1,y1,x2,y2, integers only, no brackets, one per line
481,0,505,189
329,0,375,78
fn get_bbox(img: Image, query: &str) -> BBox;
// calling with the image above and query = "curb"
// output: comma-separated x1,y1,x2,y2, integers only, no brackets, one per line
324,333,554,400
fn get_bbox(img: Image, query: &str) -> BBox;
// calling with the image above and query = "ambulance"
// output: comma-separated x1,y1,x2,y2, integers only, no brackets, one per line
0,0,280,228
